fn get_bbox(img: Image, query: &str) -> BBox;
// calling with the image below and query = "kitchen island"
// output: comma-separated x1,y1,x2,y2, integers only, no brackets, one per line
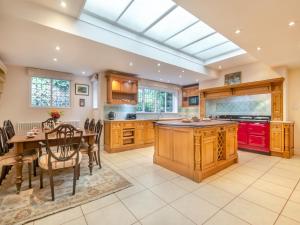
154,120,238,182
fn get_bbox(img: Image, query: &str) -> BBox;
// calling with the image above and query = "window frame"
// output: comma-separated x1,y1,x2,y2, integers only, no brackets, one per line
136,86,178,113
30,76,72,108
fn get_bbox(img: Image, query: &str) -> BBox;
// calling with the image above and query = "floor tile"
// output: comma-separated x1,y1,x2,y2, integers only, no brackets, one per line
150,181,188,203
209,177,247,195
122,190,166,219
252,179,293,199
222,171,256,186
275,215,300,225
123,165,150,177
115,183,146,200
240,187,286,213
282,201,300,222
233,166,263,178
135,172,166,188
171,176,203,192
140,205,195,225
193,184,235,207
261,173,298,189
224,198,278,225
85,202,136,225
290,190,300,204
81,194,119,214
62,217,87,225
34,207,83,225
267,167,300,180
203,210,249,225
171,193,219,224
154,168,179,180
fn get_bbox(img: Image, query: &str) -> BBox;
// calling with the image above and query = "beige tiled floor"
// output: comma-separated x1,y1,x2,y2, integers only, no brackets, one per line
29,147,300,225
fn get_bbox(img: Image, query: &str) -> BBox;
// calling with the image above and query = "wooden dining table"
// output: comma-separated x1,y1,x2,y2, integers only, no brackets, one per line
8,129,96,193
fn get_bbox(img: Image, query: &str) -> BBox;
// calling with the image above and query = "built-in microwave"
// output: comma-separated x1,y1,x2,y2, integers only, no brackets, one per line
188,96,199,106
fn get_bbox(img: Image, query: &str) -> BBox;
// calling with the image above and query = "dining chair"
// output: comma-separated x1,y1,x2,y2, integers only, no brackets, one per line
42,118,55,130
84,118,89,130
0,128,38,188
38,124,83,201
88,119,95,132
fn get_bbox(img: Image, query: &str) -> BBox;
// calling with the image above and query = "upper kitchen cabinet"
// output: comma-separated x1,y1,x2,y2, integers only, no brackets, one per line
106,71,139,105
182,84,199,107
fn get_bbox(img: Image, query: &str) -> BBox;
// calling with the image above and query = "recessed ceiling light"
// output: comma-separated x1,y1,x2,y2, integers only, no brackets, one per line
158,70,160,73
129,62,133,66
179,75,182,78
289,21,296,27
257,46,261,51
157,63,160,67
55,46,60,51
167,80,170,83
53,58,57,62
82,71,86,75
196,79,199,82
60,1,67,8
235,29,241,34
218,65,222,70
159,78,163,81
182,70,185,73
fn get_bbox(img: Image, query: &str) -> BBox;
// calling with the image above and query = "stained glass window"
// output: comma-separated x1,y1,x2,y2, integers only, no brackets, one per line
137,87,175,113
31,77,71,108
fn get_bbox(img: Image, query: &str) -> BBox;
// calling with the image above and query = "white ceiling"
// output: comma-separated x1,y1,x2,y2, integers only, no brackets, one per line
175,0,300,69
0,15,207,85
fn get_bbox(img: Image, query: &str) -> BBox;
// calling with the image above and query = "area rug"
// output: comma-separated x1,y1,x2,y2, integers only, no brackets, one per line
0,157,131,225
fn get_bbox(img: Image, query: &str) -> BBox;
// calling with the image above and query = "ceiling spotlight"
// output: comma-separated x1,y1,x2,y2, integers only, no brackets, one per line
129,62,133,66
167,80,170,83
53,58,57,62
235,29,241,34
159,78,163,81
218,65,222,70
196,79,199,82
60,1,67,8
179,75,182,78
55,46,60,51
158,70,160,73
182,70,185,73
157,63,160,67
289,21,296,27
257,46,261,51
82,71,86,75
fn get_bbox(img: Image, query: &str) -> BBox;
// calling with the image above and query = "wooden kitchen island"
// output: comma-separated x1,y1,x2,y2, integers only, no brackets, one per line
154,120,238,182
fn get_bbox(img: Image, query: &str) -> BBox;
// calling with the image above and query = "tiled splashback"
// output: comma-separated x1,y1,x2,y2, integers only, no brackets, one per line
206,94,271,116
179,107,199,118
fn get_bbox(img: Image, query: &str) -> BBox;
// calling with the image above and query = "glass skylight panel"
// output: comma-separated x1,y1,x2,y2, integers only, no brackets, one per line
182,33,228,55
144,6,198,42
84,0,132,21
165,21,215,49
118,0,175,32
196,42,240,60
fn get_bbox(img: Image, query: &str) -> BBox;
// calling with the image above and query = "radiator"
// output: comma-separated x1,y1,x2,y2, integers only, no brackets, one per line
15,120,80,134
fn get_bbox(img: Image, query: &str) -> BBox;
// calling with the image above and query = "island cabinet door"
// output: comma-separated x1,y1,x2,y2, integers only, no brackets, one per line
226,126,238,159
201,129,217,170
135,122,145,145
144,122,155,144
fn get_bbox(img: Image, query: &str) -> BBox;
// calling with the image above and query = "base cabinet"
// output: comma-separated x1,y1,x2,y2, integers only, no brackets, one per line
104,120,155,153
270,122,294,158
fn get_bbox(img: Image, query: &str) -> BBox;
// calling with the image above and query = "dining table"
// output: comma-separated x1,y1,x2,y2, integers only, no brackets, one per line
8,129,96,194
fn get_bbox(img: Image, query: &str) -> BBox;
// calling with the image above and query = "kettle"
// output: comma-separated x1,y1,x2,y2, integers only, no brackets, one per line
108,111,116,120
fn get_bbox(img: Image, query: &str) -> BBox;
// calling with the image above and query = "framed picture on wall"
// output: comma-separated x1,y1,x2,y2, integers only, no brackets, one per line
75,84,89,96
224,72,242,85
79,98,85,107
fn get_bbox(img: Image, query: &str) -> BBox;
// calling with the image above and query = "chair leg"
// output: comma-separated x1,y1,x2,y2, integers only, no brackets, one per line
73,165,77,195
28,163,32,189
98,148,102,169
40,169,43,189
77,164,80,180
93,152,99,165
49,170,55,201
0,166,7,185
33,160,37,177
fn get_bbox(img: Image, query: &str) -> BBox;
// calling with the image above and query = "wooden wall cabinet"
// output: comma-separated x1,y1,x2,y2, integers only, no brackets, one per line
104,120,155,153
182,85,199,107
106,71,139,105
270,122,294,158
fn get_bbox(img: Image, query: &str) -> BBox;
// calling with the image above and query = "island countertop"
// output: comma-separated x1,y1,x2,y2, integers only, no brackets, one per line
155,120,237,127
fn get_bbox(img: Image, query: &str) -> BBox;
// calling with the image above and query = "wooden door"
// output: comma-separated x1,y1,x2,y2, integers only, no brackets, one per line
201,129,217,170
270,123,283,152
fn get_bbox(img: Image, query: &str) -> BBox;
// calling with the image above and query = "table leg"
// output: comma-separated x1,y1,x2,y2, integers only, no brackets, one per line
88,136,94,175
15,143,24,194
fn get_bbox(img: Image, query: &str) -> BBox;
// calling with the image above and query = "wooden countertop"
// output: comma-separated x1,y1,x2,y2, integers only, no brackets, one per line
155,120,237,127
104,118,182,122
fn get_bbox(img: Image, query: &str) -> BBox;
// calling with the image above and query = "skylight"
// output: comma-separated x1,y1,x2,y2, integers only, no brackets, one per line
82,0,246,63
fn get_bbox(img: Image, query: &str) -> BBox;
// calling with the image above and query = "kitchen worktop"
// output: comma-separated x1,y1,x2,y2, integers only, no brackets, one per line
104,118,182,122
155,120,237,127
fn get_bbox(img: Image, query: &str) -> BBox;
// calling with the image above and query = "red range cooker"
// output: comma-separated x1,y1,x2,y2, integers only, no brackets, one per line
216,115,271,154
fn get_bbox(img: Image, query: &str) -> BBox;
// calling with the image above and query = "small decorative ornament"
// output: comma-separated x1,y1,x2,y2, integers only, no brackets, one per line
79,99,85,107
48,109,63,123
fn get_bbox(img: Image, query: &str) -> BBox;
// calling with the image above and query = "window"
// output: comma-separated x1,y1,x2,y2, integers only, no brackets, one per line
137,87,176,113
92,80,98,109
31,77,71,108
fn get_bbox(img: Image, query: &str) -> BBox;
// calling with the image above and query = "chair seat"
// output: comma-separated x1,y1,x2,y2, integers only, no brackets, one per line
38,152,82,170
0,148,38,166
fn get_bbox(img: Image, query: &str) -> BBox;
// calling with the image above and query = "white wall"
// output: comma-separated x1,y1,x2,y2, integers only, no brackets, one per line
0,65,93,126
